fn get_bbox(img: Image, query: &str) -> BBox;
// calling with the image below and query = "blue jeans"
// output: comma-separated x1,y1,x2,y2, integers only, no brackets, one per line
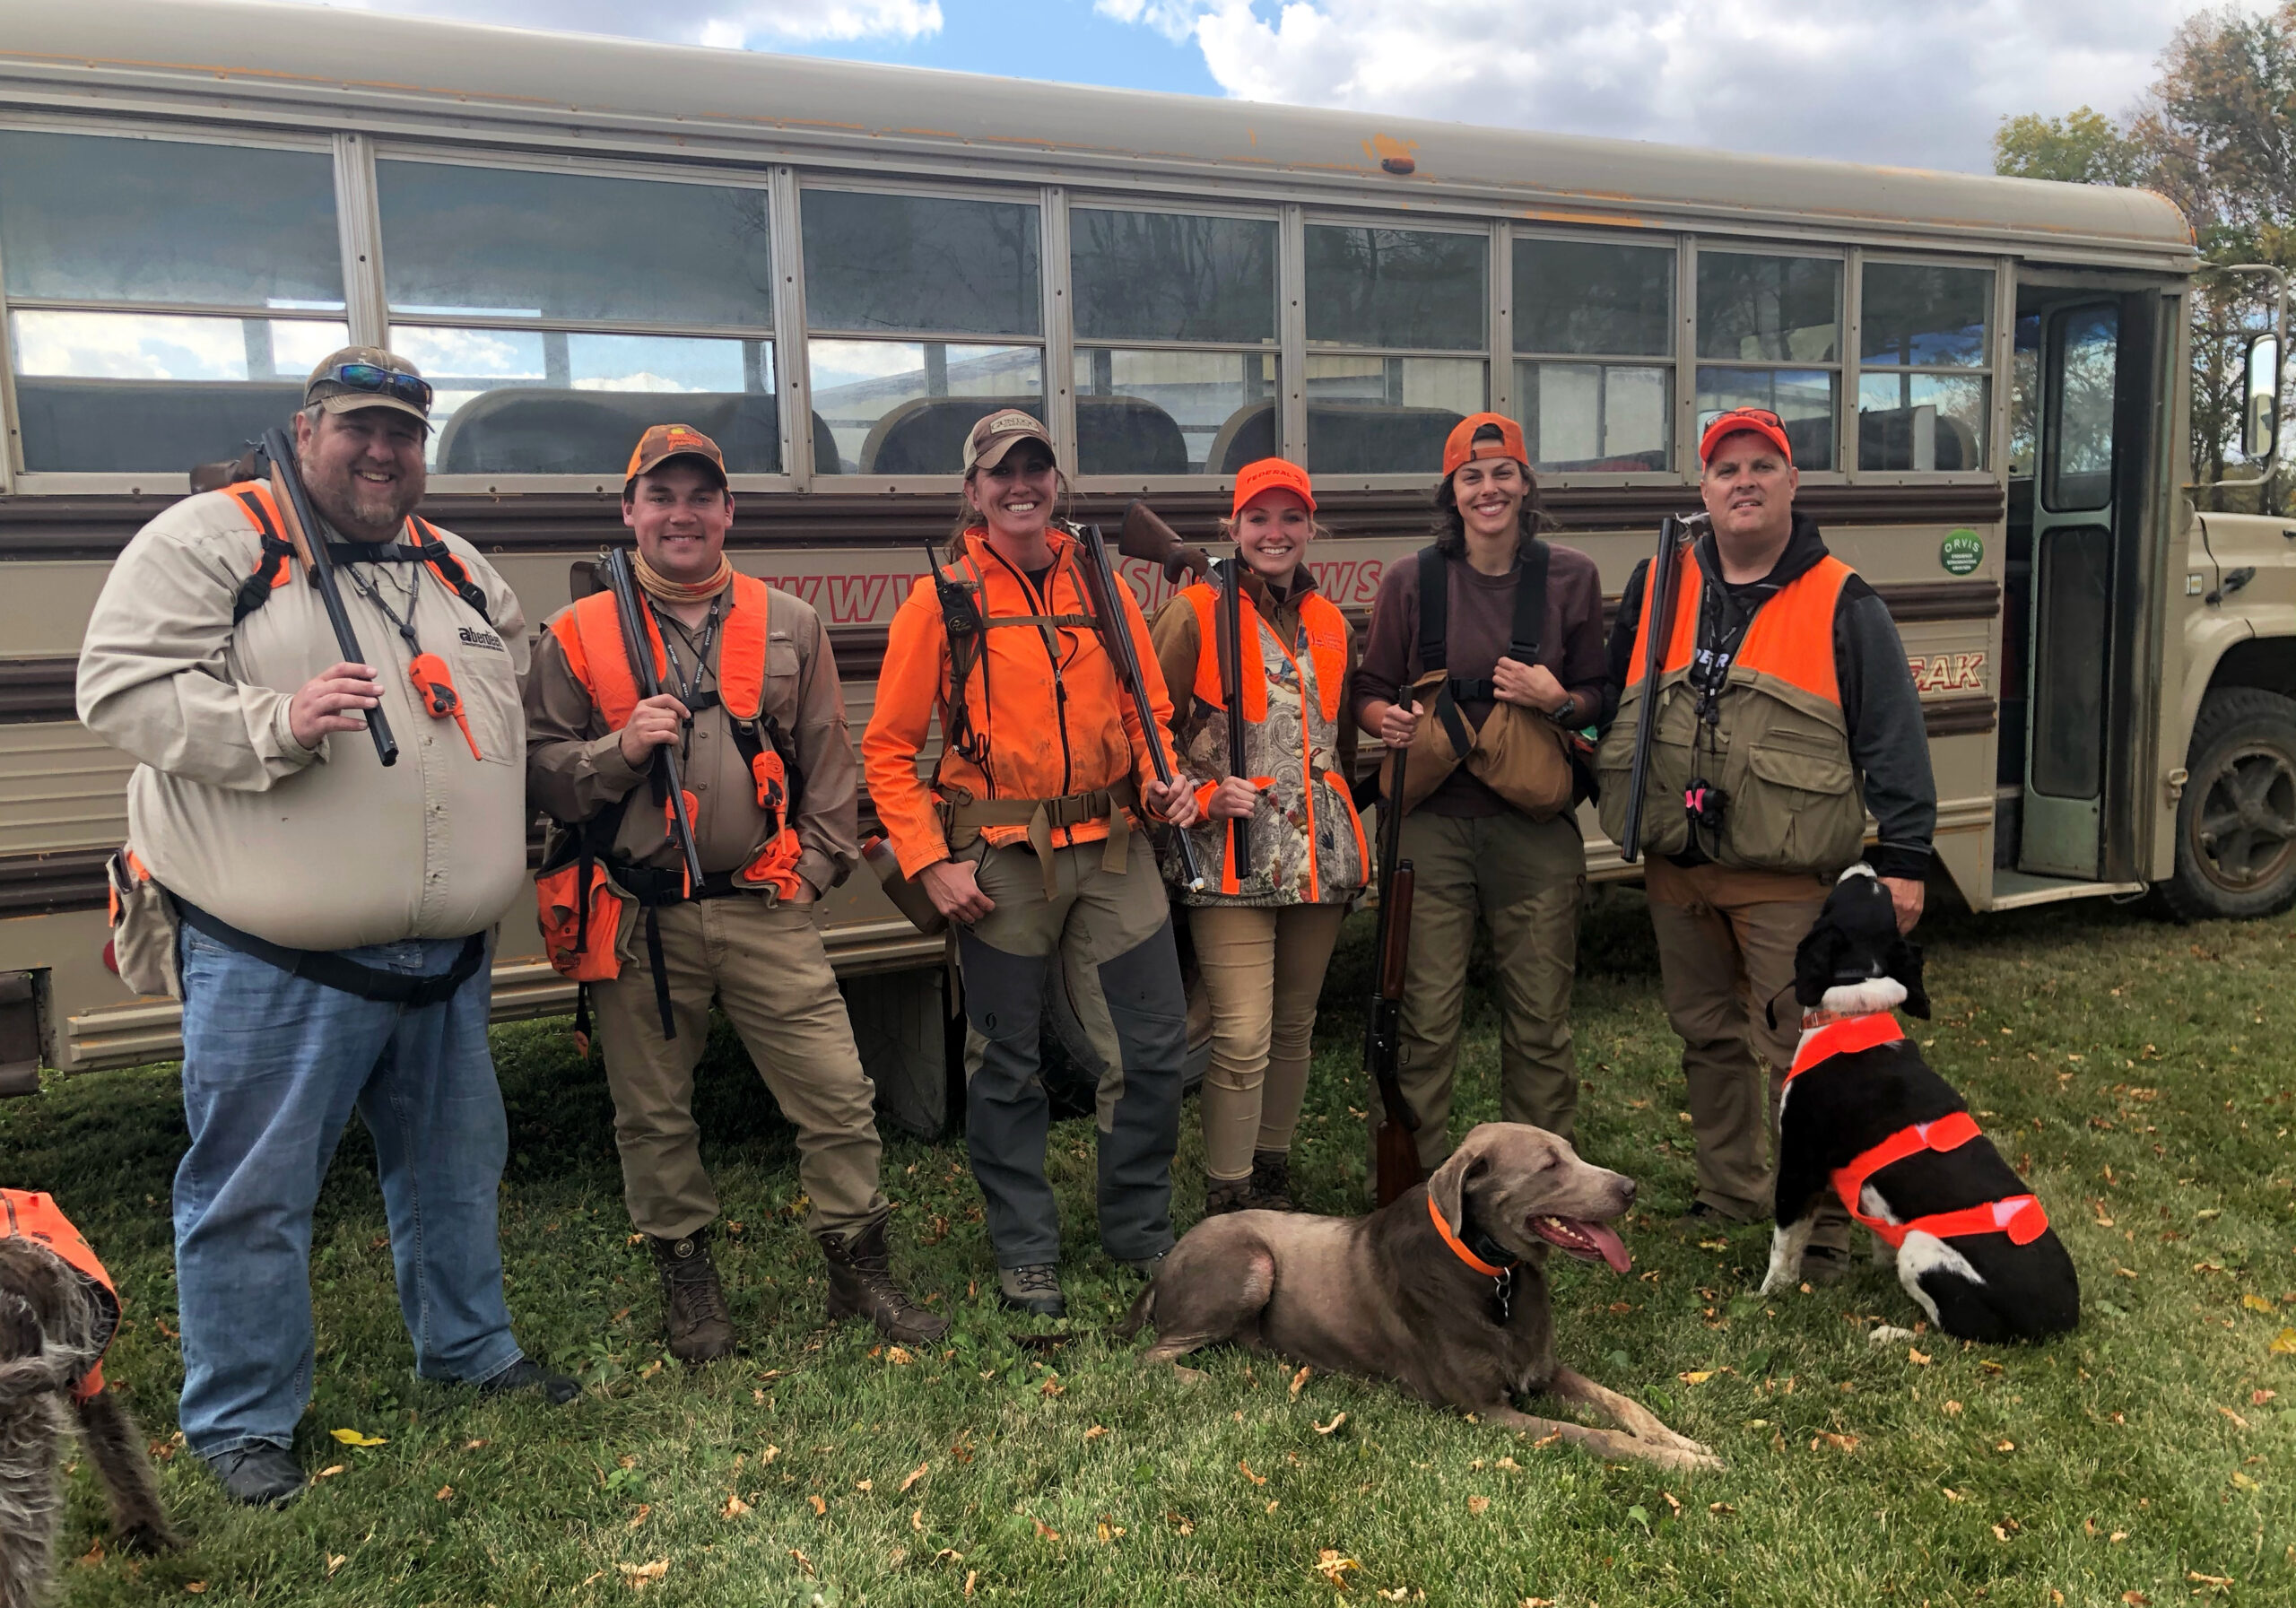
173,926,523,1456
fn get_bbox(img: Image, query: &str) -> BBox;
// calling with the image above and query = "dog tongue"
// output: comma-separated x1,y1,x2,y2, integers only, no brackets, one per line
1581,1221,1631,1273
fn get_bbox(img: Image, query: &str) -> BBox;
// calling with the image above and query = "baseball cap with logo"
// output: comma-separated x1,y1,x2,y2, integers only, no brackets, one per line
304,345,432,425
1440,412,1531,480
962,409,1056,473
1231,456,1316,516
624,423,728,490
1698,407,1796,468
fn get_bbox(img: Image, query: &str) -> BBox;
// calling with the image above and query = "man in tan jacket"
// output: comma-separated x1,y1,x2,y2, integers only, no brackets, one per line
76,347,574,1511
526,424,944,1362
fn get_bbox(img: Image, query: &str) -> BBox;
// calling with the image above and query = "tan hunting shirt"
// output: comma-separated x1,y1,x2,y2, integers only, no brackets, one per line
76,488,531,952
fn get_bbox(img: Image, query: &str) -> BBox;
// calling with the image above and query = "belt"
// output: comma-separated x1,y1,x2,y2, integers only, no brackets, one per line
944,778,1140,900
172,898,485,1008
612,864,751,908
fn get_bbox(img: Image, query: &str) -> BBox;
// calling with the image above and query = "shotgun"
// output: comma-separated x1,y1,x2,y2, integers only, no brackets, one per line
1217,552,1251,882
258,427,399,767
1070,521,1206,894
1364,750,1424,1207
1618,513,1692,864
601,545,708,893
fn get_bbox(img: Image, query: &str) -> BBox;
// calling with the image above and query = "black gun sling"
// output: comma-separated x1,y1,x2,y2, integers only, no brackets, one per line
172,897,486,1007
1413,539,1549,753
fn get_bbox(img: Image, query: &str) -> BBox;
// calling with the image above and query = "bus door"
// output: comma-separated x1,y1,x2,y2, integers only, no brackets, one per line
2013,291,2145,880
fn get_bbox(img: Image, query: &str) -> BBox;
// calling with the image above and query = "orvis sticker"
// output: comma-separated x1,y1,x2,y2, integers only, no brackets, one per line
1940,529,1984,577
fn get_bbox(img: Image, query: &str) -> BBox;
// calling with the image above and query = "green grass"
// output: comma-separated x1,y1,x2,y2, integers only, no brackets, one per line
10,891,2296,1606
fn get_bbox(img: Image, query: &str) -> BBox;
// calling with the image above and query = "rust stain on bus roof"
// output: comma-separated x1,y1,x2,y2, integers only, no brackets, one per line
1521,209,1648,228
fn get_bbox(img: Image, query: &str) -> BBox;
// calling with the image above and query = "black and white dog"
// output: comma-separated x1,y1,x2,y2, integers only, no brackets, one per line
1758,866,2079,1342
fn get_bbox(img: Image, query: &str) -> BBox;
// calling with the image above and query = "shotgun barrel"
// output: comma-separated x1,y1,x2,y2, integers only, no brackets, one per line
602,546,708,891
1619,514,1691,864
1364,750,1425,1206
259,426,399,767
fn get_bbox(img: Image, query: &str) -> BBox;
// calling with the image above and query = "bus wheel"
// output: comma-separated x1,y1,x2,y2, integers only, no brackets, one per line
2161,687,2296,920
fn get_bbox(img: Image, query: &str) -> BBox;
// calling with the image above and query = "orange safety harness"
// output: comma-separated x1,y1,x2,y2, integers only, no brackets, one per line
224,480,492,757
1,1190,118,1402
1784,1016,2050,1250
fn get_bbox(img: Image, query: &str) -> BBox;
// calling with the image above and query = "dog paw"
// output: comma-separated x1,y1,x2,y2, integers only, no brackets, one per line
1866,1325,1918,1347
115,1521,179,1555
1652,1437,1724,1473
1755,1270,1794,1297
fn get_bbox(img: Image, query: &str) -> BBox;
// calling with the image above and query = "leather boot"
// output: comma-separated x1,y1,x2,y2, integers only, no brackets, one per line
647,1228,735,1364
1203,1177,1254,1217
1248,1149,1295,1212
819,1216,949,1344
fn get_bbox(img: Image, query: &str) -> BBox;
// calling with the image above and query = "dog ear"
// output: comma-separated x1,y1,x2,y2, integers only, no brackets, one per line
1891,936,1931,1019
1426,1133,1492,1236
1793,921,1848,1009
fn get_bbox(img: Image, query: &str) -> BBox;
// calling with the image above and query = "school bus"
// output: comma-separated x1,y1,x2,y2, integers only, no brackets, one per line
1,0,2281,1114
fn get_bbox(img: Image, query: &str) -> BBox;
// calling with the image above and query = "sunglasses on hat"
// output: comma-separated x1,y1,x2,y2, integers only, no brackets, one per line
318,361,433,412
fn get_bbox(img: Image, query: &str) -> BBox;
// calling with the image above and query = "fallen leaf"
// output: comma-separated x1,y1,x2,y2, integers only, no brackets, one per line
1315,1412,1348,1435
2231,1471,2262,1491
900,1462,929,1492
2111,1531,2129,1543
2244,1294,2274,1314
788,1549,815,1578
1239,1460,1267,1486
2270,1327,2296,1355
1996,1440,2015,1453
1467,1495,1491,1515
1168,1511,1196,1535
857,1479,874,1492
1031,1516,1060,1542
2123,1594,2149,1605
1812,1432,1858,1453
1039,1375,1065,1398
1709,1502,1736,1515
1662,1491,1682,1517
722,1492,751,1519
1266,1499,1281,1512
964,1569,977,1596
886,1345,915,1365
2188,1572,2233,1588
1990,1525,2010,1543
76,1540,102,1566
314,1465,346,1480
1943,1400,1962,1416
1943,1488,1963,1501
1908,1348,1932,1366
1679,1370,1715,1385
627,1503,651,1530
1291,1364,1313,1399
328,1429,387,1447
435,1485,455,1502
184,1585,205,1595
2253,1389,2279,1405
1496,1456,1519,1471
325,1554,345,1577
619,1560,668,1591
808,1494,827,1517
761,1445,779,1464
2221,1406,2251,1430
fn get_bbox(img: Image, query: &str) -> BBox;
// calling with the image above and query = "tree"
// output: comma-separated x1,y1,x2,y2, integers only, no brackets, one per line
1992,106,2149,187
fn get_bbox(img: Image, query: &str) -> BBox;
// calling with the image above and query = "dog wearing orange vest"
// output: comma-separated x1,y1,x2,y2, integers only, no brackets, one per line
2,1193,176,1607
1757,868,2079,1341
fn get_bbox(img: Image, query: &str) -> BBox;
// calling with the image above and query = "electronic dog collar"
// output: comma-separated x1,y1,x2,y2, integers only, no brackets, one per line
1428,1194,1520,1326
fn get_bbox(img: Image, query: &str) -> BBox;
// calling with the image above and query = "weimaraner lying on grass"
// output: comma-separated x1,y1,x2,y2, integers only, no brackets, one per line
1121,1122,1719,1472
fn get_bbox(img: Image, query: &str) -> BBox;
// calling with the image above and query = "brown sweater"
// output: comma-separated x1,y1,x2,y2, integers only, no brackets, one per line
1350,541,1608,816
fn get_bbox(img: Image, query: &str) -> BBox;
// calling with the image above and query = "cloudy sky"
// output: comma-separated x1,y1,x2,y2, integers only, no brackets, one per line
302,0,2266,174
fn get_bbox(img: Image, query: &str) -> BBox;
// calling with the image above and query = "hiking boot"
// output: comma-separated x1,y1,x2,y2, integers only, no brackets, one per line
820,1216,949,1345
1203,1177,1255,1217
1800,1246,1851,1287
204,1444,305,1508
1672,1202,1746,1235
647,1228,735,1364
477,1359,582,1405
1248,1149,1296,1212
1114,1248,1169,1278
996,1263,1065,1318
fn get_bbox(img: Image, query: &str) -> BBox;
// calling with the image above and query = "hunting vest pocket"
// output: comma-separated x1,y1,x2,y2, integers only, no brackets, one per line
1728,732,1864,875
104,846,180,999
1595,686,1695,859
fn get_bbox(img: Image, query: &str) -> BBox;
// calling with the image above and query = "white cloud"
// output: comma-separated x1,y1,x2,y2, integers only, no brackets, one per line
1119,0,2273,173
334,0,942,48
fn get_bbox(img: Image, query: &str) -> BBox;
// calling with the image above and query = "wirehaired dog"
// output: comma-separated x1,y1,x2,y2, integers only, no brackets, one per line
1123,1123,1718,1471
1758,866,2080,1341
2,1195,176,1608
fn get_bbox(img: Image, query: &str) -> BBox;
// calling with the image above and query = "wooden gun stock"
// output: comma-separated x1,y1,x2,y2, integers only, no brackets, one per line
1118,499,1213,583
1365,752,1426,1206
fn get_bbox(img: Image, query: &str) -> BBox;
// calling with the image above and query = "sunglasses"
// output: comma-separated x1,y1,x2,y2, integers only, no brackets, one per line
318,362,433,412
1709,406,1786,430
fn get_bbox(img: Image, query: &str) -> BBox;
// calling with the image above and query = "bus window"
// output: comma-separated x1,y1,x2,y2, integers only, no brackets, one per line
0,130,344,474
376,161,778,476
2045,305,2118,512
1511,236,1674,473
1305,224,1486,474
801,189,1043,476
1070,209,1277,475
2007,313,2042,479
1695,250,1840,470
1857,263,1993,472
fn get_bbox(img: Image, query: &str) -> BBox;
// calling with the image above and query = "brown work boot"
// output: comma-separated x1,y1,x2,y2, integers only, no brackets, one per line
647,1228,735,1364
819,1216,949,1344
1248,1149,1296,1212
1203,1177,1254,1217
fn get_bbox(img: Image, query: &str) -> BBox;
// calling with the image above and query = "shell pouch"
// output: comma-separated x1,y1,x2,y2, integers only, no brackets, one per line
535,859,625,983
104,847,182,999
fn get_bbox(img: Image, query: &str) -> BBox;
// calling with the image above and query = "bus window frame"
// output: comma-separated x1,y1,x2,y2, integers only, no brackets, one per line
0,113,352,495
1845,246,2005,489
1691,238,1848,484
1507,222,1685,487
370,141,791,495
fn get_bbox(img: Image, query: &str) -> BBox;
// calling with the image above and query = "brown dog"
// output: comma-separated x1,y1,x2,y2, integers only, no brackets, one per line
1122,1123,1718,1471
1,1225,176,1608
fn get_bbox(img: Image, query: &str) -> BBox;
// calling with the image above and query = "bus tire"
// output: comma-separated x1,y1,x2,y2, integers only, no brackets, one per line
2160,686,2296,921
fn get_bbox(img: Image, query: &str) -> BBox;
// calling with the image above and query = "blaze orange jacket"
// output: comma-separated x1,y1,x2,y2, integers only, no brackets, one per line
863,526,1180,878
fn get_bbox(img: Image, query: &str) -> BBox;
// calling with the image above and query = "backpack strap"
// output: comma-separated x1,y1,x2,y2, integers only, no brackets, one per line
1431,539,1551,704
409,517,492,624
1413,543,1448,684
227,485,298,624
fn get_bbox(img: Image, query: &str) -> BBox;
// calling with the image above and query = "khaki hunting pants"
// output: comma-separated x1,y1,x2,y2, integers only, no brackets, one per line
1392,810,1587,1171
1188,901,1347,1182
590,894,888,1242
956,830,1186,1268
1644,858,1848,1253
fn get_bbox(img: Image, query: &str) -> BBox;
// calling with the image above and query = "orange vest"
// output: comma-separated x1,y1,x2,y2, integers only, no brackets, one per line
222,480,483,620
1626,552,1850,706
1176,580,1365,900
544,572,803,900
1,1190,118,1402
1784,1016,2050,1251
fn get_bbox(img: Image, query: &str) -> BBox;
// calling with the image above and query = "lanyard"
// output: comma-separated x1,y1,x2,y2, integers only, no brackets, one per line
651,595,723,711
339,548,482,760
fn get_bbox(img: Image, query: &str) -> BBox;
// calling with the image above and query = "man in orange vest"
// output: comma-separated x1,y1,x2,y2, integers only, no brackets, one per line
525,425,944,1362
1596,408,1935,1283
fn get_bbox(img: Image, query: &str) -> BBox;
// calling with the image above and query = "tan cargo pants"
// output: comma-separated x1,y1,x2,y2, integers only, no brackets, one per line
1392,809,1587,1170
1188,901,1347,1181
1643,858,1848,1252
590,893,889,1241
